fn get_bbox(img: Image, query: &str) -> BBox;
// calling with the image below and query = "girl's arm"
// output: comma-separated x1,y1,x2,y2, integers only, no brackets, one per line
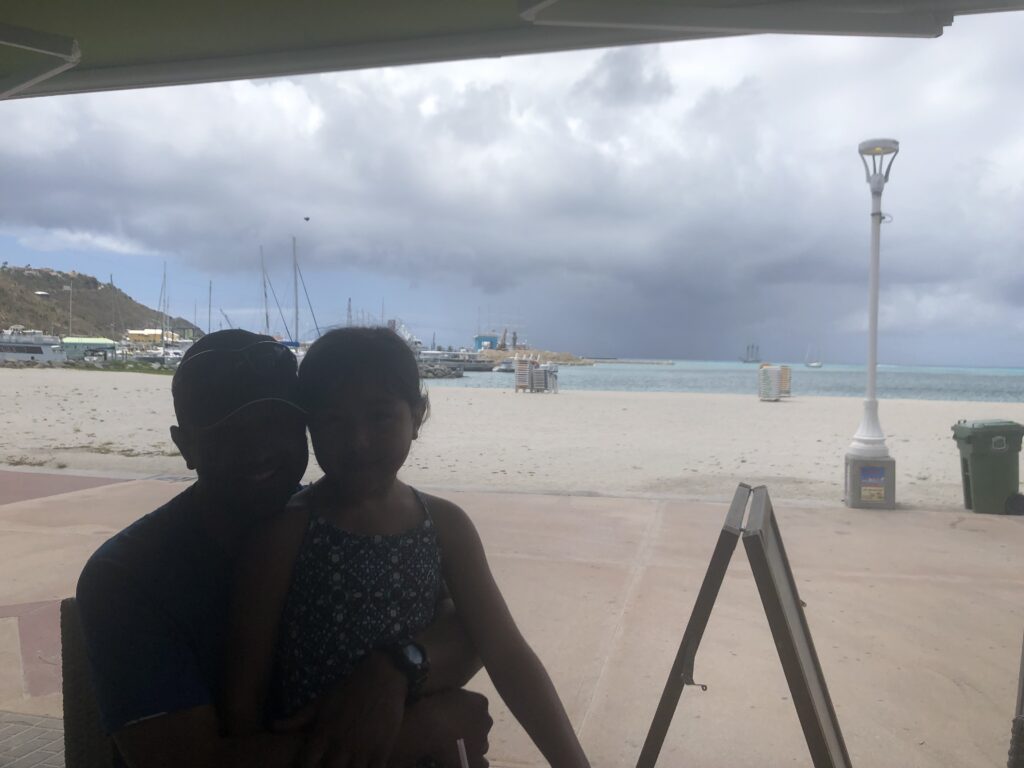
429,496,591,768
222,508,308,735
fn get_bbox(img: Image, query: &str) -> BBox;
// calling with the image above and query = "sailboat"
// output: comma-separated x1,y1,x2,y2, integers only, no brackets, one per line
740,343,760,364
804,345,823,369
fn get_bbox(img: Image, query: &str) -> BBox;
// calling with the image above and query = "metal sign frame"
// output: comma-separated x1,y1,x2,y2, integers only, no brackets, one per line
1008,634,1024,768
636,484,852,768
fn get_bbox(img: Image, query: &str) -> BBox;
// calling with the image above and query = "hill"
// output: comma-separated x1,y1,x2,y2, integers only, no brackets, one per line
0,264,203,340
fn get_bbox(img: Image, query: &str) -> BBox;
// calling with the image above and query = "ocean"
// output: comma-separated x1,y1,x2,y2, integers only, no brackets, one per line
426,360,1024,403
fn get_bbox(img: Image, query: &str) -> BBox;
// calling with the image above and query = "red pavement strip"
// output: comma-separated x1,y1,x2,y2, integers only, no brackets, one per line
0,469,125,506
0,470,125,700
0,601,62,698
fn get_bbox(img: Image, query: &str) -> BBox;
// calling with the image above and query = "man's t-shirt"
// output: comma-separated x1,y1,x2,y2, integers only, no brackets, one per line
76,486,233,736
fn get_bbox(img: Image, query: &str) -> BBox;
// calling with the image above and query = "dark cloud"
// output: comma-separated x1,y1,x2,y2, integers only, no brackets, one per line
2,13,1024,364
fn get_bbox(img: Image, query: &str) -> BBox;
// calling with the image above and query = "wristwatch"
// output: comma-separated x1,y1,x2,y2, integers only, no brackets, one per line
385,639,430,704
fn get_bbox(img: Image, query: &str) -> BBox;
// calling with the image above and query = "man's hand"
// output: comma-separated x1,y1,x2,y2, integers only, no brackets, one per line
276,652,408,768
390,690,492,768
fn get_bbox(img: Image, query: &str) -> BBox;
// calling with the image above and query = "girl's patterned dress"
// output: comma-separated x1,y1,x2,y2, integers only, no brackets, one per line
272,486,442,719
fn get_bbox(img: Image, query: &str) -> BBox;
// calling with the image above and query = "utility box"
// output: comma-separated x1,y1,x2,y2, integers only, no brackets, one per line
951,420,1024,515
845,455,896,509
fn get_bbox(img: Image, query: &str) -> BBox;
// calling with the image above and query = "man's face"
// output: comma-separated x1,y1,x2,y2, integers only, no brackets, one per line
180,401,308,520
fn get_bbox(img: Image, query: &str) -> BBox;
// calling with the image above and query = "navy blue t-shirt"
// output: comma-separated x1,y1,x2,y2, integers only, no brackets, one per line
76,487,233,737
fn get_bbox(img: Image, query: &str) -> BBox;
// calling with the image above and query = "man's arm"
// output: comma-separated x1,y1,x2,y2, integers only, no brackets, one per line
415,596,482,694
274,596,482,768
115,691,494,768
114,705,305,768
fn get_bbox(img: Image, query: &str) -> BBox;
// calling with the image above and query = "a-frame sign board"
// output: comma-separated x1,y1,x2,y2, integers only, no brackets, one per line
636,484,853,768
1008,633,1024,768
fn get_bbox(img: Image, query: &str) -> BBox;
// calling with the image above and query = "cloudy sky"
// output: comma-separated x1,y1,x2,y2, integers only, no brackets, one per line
2,12,1023,366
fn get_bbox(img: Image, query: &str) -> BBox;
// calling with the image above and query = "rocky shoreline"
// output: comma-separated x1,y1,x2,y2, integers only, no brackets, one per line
418,362,464,379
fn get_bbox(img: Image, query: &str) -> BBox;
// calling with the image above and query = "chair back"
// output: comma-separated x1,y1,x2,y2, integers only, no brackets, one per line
60,597,115,768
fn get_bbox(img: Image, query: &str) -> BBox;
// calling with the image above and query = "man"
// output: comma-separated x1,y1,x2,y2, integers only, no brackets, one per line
77,330,490,768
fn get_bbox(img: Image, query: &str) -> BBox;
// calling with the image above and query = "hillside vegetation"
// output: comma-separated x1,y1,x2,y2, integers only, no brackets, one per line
0,264,202,339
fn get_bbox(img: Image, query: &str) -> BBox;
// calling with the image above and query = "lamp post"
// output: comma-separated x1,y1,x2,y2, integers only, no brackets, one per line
846,138,898,509
62,282,73,337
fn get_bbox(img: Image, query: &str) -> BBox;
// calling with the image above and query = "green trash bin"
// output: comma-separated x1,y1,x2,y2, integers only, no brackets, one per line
951,420,1024,515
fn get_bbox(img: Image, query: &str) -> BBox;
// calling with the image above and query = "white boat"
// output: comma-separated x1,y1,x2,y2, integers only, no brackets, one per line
492,359,515,373
0,326,66,363
804,345,823,368
132,347,184,367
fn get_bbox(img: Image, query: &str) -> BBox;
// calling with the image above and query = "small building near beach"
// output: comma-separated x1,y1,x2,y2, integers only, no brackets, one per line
474,333,499,351
126,328,182,343
62,336,117,361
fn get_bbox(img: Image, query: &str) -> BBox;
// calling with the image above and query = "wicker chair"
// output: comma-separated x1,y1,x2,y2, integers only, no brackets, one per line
60,598,115,768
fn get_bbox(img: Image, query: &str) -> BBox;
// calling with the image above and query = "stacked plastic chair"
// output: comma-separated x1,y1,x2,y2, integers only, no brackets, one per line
779,365,793,398
758,365,782,401
514,355,533,392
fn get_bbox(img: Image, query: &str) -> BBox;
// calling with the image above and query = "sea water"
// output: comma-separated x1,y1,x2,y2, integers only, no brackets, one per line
426,360,1024,403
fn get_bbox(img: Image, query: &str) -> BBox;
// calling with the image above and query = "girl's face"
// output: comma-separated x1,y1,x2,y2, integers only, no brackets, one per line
309,377,423,496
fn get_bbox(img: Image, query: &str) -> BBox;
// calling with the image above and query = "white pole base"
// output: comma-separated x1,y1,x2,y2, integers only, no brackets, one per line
847,399,890,459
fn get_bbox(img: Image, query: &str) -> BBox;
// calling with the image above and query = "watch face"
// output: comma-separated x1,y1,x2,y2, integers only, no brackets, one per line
405,643,425,666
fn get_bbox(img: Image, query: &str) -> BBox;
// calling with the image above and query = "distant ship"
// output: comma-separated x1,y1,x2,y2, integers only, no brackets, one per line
740,343,760,364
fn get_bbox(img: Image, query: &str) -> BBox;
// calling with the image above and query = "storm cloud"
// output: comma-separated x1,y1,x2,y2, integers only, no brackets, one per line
2,12,1023,364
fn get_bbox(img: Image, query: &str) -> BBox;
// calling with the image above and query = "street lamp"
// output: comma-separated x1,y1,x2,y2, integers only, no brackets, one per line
62,282,73,337
845,138,898,509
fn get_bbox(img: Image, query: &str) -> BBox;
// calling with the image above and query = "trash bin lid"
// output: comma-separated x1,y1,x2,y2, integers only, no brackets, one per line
951,419,1024,440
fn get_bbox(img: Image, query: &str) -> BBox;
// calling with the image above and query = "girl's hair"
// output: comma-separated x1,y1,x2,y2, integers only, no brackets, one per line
298,327,428,417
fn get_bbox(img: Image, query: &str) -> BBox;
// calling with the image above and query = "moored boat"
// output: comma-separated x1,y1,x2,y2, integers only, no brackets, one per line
0,326,66,363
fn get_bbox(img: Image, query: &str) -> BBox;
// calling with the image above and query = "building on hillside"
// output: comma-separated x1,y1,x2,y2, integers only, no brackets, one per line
126,328,182,343
62,337,117,361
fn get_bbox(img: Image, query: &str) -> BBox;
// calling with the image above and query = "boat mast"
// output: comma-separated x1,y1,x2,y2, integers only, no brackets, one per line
109,274,116,339
292,236,299,345
261,245,270,336
159,262,167,363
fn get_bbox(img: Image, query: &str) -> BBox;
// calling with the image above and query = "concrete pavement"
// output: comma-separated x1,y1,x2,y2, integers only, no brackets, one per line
0,472,1022,766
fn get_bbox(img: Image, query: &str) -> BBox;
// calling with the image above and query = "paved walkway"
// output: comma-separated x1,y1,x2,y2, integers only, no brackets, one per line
0,471,1022,766
0,711,63,767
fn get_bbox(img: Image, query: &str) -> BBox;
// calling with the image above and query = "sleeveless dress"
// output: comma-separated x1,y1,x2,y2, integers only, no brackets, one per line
272,487,443,719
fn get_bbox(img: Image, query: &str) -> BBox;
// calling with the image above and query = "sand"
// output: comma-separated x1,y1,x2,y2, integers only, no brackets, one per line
3,366,1023,509
1,367,1023,765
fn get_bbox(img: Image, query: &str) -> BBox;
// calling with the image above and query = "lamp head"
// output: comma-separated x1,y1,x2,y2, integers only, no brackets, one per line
859,138,899,157
859,137,899,186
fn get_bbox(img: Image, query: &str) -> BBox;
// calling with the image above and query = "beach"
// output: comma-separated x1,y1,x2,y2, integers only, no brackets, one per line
1,365,1023,766
3,366,1023,509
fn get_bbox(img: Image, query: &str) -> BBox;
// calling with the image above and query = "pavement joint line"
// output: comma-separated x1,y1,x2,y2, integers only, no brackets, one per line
576,499,665,738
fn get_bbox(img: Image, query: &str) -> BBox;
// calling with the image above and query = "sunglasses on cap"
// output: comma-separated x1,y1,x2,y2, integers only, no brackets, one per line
173,340,302,430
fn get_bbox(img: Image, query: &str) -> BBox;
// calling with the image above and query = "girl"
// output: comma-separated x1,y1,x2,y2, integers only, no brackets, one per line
225,327,590,768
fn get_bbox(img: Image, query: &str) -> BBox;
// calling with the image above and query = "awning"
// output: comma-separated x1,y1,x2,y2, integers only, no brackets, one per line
3,1,1024,100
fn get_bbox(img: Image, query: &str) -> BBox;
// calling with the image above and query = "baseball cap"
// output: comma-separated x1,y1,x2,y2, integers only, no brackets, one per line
172,330,304,429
